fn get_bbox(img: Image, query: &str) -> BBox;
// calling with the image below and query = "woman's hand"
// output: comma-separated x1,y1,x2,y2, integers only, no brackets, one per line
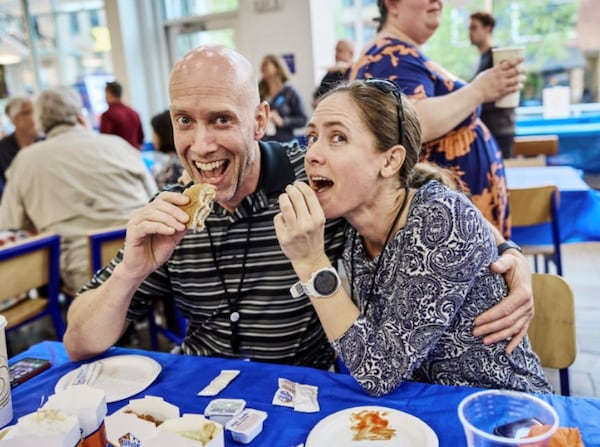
274,182,329,277
473,249,534,353
471,56,526,104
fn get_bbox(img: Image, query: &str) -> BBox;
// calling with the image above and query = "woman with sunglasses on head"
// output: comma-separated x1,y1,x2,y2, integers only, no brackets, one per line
274,80,550,397
350,0,524,241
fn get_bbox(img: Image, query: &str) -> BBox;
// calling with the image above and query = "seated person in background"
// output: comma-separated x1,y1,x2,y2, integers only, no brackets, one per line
150,109,183,189
275,79,550,395
0,96,41,200
64,45,534,368
259,54,307,143
0,86,157,293
312,39,354,107
100,81,145,150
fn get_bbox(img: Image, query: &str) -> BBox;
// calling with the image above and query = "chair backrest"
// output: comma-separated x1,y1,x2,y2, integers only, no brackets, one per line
0,232,64,337
528,273,576,369
508,184,559,227
514,135,559,157
87,227,127,275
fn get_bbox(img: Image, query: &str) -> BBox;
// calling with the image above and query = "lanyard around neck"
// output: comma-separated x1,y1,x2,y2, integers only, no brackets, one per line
205,195,255,355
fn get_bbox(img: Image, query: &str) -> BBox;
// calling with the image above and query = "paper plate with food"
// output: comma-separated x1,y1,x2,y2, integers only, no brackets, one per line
306,406,438,447
54,354,162,403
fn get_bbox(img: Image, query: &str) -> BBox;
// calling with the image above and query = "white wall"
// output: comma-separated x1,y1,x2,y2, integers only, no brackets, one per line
237,0,336,113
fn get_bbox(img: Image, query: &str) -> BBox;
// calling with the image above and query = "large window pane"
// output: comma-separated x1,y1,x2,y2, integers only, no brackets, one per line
164,0,239,21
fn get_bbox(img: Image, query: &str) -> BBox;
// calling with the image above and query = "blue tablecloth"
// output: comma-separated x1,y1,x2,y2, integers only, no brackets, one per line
8,341,600,447
516,115,600,173
506,166,600,244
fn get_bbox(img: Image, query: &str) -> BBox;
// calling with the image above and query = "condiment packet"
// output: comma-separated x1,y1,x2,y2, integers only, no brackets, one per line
272,378,296,408
197,370,240,396
272,378,319,413
294,383,319,413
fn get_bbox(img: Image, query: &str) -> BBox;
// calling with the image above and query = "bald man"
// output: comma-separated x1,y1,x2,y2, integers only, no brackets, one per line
64,45,536,367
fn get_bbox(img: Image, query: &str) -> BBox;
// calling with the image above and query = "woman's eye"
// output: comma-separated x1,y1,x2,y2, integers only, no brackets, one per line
332,133,346,143
306,134,317,146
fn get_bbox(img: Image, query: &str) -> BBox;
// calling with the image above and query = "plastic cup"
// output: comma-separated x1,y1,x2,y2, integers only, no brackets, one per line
0,315,13,428
458,389,558,447
492,47,525,108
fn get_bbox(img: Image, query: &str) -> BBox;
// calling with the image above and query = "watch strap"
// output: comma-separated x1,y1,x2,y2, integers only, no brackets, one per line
498,240,522,255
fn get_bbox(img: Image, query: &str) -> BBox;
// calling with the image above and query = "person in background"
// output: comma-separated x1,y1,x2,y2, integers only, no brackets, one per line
0,96,41,199
312,39,355,106
150,109,183,189
100,81,145,150
351,0,525,239
259,54,307,143
0,86,157,293
469,11,516,159
63,45,534,366
275,79,550,396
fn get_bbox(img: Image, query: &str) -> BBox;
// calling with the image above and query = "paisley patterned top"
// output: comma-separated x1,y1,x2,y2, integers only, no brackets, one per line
350,37,510,238
333,181,551,396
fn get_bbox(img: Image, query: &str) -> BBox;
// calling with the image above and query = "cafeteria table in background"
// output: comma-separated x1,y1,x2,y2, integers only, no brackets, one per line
506,165,600,245
516,112,600,174
8,341,600,447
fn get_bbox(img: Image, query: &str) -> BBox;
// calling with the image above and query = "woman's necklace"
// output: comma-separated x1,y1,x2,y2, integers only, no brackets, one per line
205,194,254,355
351,187,410,315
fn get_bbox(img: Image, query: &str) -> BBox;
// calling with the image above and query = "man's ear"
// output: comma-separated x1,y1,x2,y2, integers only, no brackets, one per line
254,101,270,140
381,144,406,178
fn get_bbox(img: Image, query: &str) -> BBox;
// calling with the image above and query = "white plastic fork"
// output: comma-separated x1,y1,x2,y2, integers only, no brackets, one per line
68,361,102,387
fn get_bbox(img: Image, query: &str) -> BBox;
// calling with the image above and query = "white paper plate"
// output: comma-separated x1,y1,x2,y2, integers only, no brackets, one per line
306,406,438,447
55,355,162,403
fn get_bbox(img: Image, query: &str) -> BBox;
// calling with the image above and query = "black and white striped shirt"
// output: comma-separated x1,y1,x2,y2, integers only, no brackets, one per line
83,141,347,369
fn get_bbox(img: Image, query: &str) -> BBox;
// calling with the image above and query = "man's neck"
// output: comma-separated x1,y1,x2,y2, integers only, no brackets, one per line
479,39,493,55
14,129,38,148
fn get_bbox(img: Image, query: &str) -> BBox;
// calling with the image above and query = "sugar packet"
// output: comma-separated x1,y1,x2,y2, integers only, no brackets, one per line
197,370,240,396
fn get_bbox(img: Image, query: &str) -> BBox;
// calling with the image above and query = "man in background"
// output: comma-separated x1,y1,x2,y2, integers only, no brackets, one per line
312,39,354,106
469,11,516,159
100,81,145,149
0,96,40,199
0,86,157,292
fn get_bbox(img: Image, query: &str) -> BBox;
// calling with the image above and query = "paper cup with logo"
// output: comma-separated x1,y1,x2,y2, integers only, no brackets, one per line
458,389,558,447
492,47,524,108
0,315,12,429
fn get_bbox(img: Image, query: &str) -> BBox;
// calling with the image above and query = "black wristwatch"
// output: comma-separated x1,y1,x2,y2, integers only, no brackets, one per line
290,267,341,298
497,240,522,255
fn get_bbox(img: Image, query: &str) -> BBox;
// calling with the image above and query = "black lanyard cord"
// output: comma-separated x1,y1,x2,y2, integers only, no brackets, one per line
205,195,254,355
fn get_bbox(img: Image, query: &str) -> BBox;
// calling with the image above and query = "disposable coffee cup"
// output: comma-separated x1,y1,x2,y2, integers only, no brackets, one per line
458,389,558,447
492,47,524,108
0,315,13,428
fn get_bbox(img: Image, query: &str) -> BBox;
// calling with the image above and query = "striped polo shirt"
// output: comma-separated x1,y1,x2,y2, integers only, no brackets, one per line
83,141,347,369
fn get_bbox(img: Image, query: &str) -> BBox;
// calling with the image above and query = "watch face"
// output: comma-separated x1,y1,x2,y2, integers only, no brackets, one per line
314,270,339,295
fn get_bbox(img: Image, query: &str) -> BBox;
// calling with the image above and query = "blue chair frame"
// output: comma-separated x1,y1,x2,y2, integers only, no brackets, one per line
0,232,65,342
88,227,186,350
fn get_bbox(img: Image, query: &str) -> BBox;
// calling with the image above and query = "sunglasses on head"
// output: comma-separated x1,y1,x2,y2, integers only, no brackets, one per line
364,78,405,145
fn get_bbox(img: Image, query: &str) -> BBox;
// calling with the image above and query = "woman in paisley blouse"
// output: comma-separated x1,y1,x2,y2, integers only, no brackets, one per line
350,0,525,239
274,79,550,396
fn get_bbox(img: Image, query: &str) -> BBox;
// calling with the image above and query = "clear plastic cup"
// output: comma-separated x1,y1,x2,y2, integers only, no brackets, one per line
458,389,558,447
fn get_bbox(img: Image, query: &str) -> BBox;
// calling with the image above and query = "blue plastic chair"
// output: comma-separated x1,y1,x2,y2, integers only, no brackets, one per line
87,227,186,350
0,232,65,346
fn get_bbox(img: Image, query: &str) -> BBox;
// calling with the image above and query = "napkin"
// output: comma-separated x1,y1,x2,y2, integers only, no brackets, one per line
528,425,585,447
